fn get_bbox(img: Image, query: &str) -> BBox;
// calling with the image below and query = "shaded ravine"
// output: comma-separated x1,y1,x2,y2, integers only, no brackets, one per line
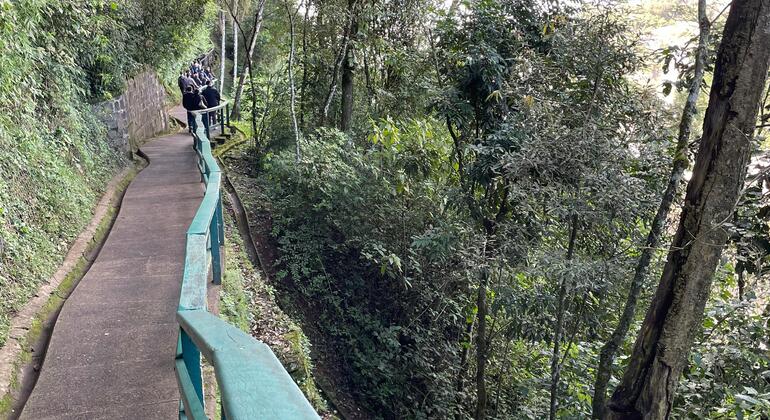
218,150,370,420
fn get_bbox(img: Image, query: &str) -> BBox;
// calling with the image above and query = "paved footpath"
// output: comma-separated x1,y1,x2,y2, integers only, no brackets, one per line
21,132,203,419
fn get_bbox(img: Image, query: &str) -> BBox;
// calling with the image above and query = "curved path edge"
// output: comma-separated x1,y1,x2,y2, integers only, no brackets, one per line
20,132,203,420
0,163,139,406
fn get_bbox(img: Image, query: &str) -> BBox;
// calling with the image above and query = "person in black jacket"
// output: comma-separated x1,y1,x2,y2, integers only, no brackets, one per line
185,71,200,91
182,86,209,134
201,80,221,125
191,71,202,86
177,72,187,94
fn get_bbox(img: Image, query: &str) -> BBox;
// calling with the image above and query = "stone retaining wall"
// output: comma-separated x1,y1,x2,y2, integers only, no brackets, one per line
93,69,170,155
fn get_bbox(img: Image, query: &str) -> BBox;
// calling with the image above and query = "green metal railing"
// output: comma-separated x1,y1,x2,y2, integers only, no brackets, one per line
176,104,319,420
190,90,232,141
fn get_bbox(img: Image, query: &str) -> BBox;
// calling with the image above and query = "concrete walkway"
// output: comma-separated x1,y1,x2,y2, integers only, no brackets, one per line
21,132,202,419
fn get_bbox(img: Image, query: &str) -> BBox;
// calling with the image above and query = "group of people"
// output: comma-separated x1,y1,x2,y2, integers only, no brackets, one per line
179,60,222,133
179,60,215,91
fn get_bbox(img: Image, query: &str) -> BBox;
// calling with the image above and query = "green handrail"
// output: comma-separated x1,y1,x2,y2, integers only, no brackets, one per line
176,105,319,420
189,97,231,140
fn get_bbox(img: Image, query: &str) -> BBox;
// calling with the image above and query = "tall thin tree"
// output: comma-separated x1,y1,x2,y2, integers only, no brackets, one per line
225,0,266,120
224,0,267,147
299,1,310,130
287,0,301,161
339,0,357,132
232,0,239,94
606,0,770,417
591,1,712,417
320,0,356,125
219,8,226,93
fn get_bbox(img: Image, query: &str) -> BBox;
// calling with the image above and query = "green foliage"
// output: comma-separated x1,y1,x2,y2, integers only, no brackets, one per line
0,0,212,346
673,263,770,419
218,172,331,414
223,0,770,417
262,122,467,417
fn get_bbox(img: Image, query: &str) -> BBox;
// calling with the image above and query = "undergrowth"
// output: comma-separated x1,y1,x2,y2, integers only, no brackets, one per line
0,0,214,347
219,161,331,416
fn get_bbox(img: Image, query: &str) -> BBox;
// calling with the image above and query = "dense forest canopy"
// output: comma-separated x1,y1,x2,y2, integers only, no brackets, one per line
1,0,768,418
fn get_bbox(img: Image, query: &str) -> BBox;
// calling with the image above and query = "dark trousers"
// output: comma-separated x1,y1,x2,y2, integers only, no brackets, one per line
187,111,195,132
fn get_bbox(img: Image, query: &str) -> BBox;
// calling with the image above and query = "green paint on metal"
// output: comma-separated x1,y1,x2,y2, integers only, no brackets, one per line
175,357,207,420
177,311,320,420
176,100,318,419
187,175,221,235
179,235,208,311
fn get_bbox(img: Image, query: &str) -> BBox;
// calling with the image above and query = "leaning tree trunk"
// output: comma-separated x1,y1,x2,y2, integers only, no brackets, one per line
606,1,770,418
591,1,711,417
219,10,226,93
231,0,265,120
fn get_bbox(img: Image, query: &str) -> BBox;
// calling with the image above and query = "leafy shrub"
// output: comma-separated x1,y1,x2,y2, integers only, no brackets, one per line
0,0,213,345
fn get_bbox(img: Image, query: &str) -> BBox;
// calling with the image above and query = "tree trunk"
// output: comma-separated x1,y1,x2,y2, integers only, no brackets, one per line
286,1,300,162
339,50,355,131
248,60,259,151
231,1,264,120
299,2,310,130
339,1,357,132
232,0,238,94
591,1,711,417
548,214,579,420
474,268,489,420
320,0,355,126
219,10,226,93
606,1,770,418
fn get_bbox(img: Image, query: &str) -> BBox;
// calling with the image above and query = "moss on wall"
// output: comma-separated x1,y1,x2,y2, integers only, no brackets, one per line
0,0,215,347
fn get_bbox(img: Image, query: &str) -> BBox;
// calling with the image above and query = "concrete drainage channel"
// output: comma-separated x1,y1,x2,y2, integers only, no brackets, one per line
220,171,262,273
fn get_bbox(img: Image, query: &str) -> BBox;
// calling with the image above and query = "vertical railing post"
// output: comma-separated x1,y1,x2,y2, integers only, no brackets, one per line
217,193,224,246
225,103,230,133
204,111,211,140
210,214,222,285
180,331,204,412
195,134,204,184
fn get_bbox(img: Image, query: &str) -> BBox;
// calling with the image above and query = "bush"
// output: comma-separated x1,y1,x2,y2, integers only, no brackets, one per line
0,0,214,345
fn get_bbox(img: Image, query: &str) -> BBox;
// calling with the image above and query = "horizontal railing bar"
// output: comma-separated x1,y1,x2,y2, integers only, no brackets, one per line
190,100,229,116
187,173,220,235
177,310,320,420
175,358,207,420
177,101,317,419
179,235,208,311
192,137,220,177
